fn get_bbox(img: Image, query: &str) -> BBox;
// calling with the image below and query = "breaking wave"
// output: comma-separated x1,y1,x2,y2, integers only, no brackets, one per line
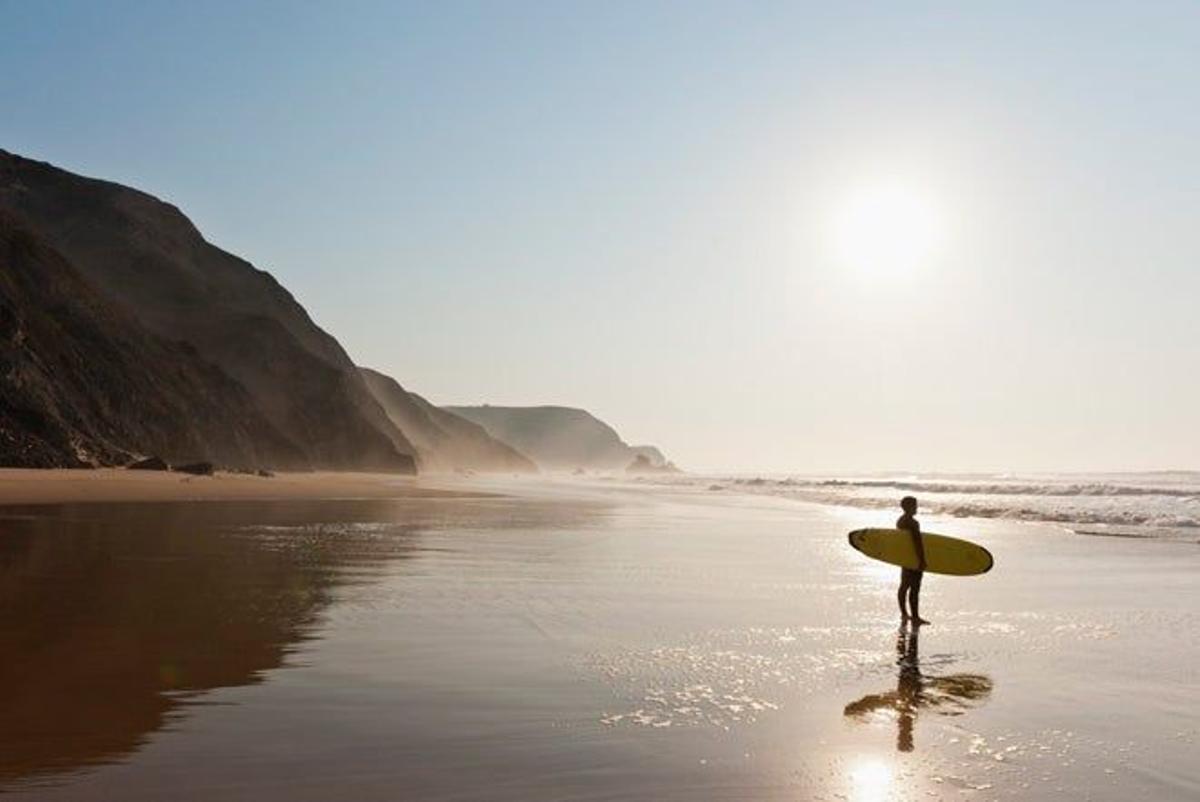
638,472,1200,541
810,478,1200,499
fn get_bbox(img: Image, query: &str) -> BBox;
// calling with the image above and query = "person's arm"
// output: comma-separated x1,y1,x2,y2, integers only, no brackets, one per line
911,522,927,571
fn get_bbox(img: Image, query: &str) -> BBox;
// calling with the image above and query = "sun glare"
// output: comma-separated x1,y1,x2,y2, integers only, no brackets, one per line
830,180,945,275
849,758,895,802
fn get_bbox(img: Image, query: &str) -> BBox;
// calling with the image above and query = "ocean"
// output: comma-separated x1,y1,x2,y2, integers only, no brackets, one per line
632,471,1200,541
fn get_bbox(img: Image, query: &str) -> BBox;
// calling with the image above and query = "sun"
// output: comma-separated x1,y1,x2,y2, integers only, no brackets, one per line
829,179,946,275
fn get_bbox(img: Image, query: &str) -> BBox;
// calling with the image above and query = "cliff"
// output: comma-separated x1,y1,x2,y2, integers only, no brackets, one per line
442,405,673,472
0,211,303,468
0,150,414,471
359,368,536,473
0,149,673,475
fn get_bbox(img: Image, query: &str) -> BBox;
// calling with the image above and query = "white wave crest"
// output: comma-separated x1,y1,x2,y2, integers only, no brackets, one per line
642,472,1200,541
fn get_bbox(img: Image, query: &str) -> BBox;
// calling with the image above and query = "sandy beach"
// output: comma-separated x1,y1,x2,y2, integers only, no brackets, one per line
0,469,481,506
0,476,1196,800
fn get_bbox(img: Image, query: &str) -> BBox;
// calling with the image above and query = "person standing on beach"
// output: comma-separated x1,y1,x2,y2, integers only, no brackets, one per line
897,496,929,626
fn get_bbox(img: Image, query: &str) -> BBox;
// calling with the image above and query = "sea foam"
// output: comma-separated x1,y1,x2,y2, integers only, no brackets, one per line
632,472,1200,541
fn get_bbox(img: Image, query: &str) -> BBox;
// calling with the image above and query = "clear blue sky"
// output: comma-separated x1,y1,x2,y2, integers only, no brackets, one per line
3,1,1198,472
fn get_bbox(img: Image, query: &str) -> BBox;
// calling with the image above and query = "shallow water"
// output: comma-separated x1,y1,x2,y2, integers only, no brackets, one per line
0,481,1196,800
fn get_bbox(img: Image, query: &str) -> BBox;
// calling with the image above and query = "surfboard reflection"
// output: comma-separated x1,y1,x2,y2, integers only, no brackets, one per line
843,628,992,752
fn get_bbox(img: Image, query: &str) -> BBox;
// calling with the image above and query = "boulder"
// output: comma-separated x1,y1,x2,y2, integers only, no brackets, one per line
626,454,681,474
127,456,169,471
173,461,215,476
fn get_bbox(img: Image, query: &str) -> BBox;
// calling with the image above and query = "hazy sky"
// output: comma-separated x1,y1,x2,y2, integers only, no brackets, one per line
3,1,1198,472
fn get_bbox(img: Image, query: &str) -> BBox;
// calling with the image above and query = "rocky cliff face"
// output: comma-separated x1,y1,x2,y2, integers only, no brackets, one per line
0,150,673,474
0,150,414,471
442,405,672,471
359,368,536,473
0,211,301,468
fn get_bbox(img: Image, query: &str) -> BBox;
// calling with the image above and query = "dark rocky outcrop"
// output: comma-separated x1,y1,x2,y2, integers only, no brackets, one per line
630,445,670,467
442,404,674,472
359,368,536,473
126,457,170,471
173,461,214,476
0,150,414,472
626,453,681,474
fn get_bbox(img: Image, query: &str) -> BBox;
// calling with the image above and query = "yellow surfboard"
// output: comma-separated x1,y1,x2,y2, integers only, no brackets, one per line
848,528,994,576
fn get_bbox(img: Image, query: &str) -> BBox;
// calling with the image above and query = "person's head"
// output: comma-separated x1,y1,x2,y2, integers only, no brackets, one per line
900,496,918,515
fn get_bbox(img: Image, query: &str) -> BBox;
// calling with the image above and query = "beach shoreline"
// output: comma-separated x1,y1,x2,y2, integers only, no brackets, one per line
0,475,1197,800
0,468,486,506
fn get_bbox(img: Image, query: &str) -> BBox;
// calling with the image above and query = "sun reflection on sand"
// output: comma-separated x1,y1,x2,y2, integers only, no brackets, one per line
849,758,894,802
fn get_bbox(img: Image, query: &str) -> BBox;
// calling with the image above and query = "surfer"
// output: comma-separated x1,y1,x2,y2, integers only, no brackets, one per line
897,496,929,626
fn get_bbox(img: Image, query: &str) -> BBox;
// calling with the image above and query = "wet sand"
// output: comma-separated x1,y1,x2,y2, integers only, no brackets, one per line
0,477,1196,800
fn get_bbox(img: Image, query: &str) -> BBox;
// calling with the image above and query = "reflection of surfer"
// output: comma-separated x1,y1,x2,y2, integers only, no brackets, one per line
894,627,921,751
897,496,930,626
843,627,993,752
843,628,923,751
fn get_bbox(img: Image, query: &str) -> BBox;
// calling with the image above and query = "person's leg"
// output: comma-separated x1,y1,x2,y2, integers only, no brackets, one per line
909,571,929,625
898,569,911,621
